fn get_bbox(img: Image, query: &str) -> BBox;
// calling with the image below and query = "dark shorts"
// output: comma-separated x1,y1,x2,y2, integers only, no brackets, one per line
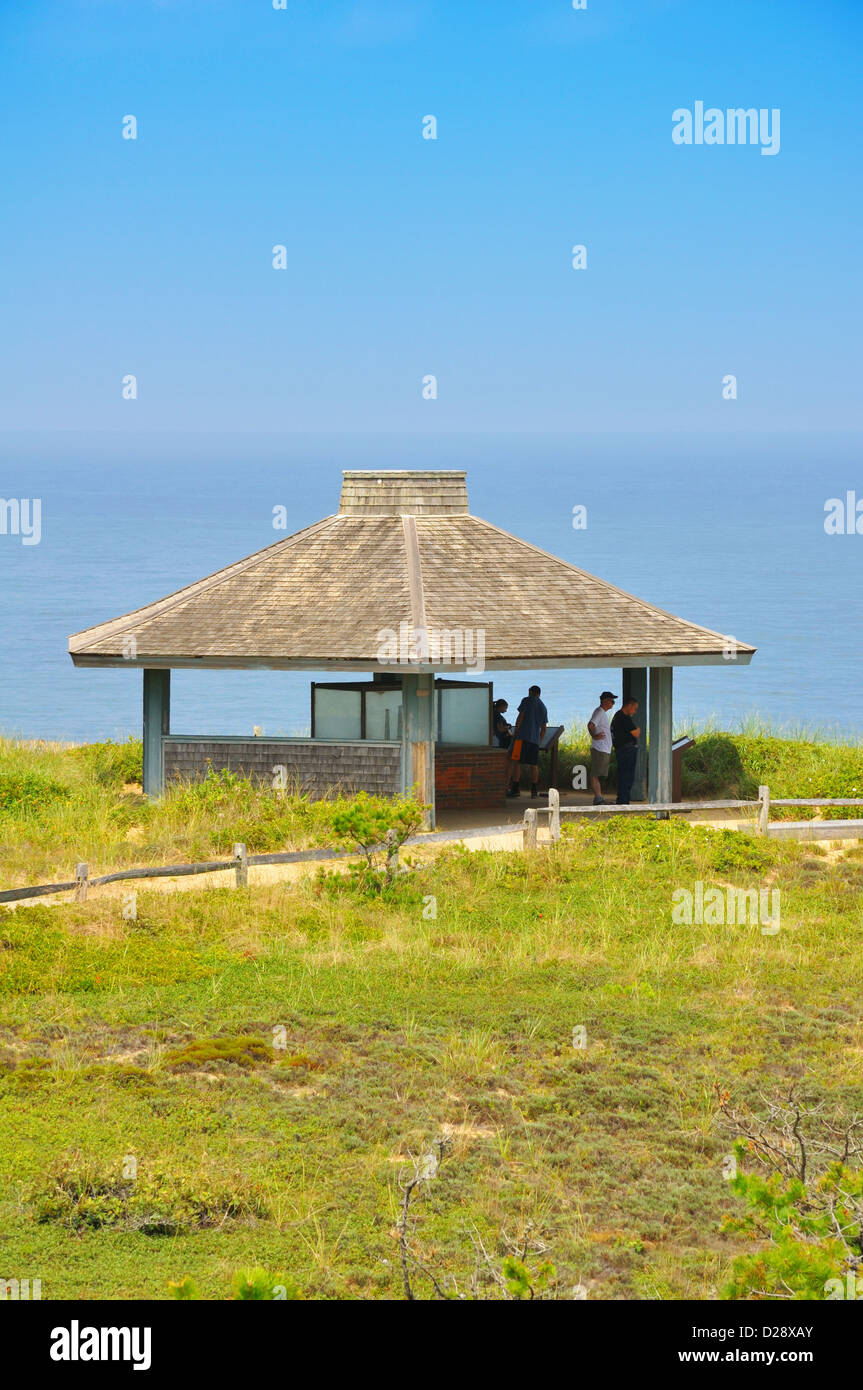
517,740,540,767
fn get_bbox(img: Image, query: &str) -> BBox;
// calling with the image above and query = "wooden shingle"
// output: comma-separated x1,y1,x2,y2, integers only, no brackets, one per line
68,471,755,669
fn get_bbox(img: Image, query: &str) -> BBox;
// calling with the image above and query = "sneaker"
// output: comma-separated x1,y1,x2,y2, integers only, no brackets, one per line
593,796,606,805
530,786,539,799
506,785,521,798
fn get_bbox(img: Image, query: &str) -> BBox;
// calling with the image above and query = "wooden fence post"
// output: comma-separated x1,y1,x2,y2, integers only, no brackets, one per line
384,828,399,877
756,785,770,837
548,787,560,842
523,808,538,852
74,863,88,902
233,842,248,887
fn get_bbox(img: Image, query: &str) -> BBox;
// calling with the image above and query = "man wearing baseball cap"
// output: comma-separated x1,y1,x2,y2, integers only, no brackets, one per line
587,692,616,805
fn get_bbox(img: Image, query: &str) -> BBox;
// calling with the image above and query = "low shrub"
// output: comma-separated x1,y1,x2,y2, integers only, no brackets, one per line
0,770,70,815
164,1034,272,1071
69,738,143,787
35,1156,268,1236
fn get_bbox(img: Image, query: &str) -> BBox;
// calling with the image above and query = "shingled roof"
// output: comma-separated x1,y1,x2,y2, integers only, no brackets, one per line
68,470,755,670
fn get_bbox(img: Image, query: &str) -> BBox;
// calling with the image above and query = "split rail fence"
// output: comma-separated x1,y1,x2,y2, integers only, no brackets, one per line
0,843,353,907
523,786,863,849
3,785,863,904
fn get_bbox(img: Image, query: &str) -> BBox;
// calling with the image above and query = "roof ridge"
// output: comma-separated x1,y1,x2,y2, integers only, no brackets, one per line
69,514,343,652
401,514,428,635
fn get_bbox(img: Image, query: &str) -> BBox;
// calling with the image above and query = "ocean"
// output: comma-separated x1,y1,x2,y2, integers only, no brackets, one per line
1,430,861,744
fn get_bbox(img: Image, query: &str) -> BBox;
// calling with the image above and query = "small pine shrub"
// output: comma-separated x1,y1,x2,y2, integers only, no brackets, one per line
169,1269,302,1301
329,791,425,891
721,1138,863,1301
231,1268,302,1301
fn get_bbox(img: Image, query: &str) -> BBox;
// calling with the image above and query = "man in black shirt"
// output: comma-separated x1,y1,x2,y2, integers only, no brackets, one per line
610,697,640,805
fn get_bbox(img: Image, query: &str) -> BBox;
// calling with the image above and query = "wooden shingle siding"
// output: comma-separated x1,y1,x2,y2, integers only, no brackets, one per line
339,470,469,517
164,740,401,799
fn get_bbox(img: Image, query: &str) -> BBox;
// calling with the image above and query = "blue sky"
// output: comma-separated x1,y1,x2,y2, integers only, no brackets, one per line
1,0,861,435
1,1,861,740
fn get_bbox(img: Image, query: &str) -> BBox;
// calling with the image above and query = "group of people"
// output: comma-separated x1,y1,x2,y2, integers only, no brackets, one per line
587,690,641,805
493,686,548,799
492,685,642,807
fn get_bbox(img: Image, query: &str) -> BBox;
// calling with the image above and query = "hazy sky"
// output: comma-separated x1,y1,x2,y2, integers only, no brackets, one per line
1,0,861,436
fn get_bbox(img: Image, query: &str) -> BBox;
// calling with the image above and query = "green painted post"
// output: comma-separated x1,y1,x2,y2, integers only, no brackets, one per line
142,669,170,798
648,667,673,808
400,672,435,828
622,668,648,801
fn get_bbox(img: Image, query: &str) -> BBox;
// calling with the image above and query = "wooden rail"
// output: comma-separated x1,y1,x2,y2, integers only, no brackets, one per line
0,843,358,905
767,821,863,841
769,798,863,806
0,818,527,906
554,799,757,813
526,786,863,848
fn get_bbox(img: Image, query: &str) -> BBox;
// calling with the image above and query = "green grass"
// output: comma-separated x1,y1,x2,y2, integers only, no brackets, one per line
2,812,862,1300
4,726,863,891
0,739,363,887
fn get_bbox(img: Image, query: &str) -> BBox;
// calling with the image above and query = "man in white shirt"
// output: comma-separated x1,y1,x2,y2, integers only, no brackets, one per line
587,691,616,805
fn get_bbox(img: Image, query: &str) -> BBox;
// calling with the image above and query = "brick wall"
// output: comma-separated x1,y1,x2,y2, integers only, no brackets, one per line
163,739,401,799
434,745,510,810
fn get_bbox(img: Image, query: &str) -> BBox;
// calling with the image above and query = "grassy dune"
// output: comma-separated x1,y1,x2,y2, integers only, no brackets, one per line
1,811,862,1300
3,724,863,890
0,739,351,887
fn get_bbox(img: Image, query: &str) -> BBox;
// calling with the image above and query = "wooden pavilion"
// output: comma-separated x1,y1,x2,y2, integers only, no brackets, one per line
68,470,755,826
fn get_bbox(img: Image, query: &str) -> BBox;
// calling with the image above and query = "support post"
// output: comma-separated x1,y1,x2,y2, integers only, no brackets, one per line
142,669,170,799
756,785,770,836
523,807,538,852
648,667,673,810
400,672,435,829
622,668,648,800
